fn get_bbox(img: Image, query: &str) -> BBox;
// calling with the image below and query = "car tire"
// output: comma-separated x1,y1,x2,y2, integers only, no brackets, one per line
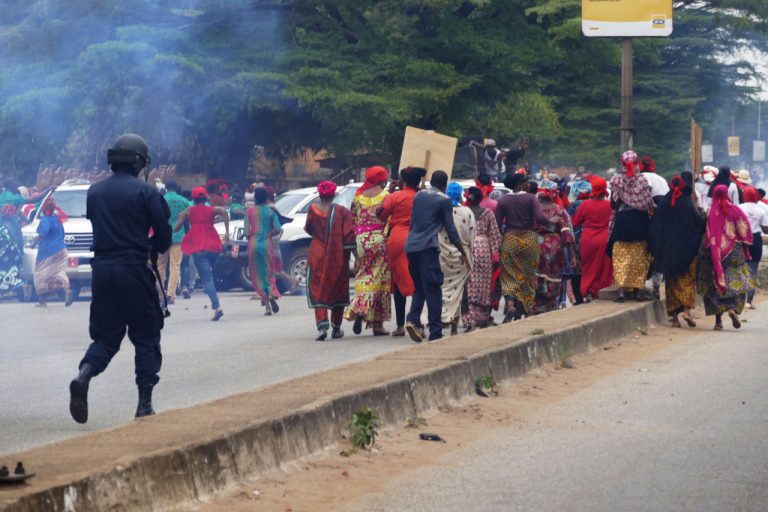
238,262,254,292
286,246,309,295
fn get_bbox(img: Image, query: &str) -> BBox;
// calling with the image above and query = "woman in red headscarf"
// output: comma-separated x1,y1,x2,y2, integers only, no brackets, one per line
696,184,754,330
344,166,392,335
608,151,655,302
34,196,73,306
306,181,356,340
573,175,613,301
649,173,705,327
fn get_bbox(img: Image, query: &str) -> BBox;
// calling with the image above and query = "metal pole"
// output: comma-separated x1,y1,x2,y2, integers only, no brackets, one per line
620,38,634,151
758,97,761,141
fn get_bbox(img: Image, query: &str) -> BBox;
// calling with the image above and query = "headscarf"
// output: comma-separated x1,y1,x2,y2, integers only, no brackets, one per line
611,151,654,210
400,166,427,189
743,186,760,203
669,175,685,207
569,180,593,203
318,180,337,199
537,180,558,201
488,189,506,201
465,186,483,205
446,182,463,206
1,204,17,218
356,166,389,196
590,176,608,199
191,187,208,199
475,175,494,199
640,155,656,173
648,174,705,278
42,196,68,223
620,150,639,178
707,184,752,294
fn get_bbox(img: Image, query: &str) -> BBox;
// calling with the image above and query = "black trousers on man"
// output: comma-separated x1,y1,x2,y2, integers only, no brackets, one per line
81,264,163,387
406,248,444,341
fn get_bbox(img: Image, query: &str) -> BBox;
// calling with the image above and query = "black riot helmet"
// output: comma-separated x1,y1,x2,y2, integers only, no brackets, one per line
107,133,151,176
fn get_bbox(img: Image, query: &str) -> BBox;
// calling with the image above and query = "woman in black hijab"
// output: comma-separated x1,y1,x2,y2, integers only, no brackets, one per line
649,172,706,327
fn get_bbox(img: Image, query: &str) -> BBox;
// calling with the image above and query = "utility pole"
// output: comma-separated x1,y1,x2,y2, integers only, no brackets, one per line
620,38,634,151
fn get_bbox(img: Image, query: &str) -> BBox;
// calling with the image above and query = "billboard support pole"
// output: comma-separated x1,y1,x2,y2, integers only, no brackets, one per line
621,37,634,151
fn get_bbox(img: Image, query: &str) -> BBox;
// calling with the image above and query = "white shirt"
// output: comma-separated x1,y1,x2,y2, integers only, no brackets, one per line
738,202,768,234
727,182,740,205
641,172,670,198
695,181,711,211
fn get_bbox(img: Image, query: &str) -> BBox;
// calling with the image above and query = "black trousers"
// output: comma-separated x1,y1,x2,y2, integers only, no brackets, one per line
406,249,444,340
82,264,164,387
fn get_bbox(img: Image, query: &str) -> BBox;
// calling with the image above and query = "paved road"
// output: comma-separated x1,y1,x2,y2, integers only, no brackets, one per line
0,292,414,456
342,310,768,512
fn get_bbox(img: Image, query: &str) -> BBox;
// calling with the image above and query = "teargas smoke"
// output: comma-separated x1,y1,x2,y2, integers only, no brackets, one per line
0,1,283,181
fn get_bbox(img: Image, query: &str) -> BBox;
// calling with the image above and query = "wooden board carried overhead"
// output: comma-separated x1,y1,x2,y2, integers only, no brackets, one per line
399,126,458,180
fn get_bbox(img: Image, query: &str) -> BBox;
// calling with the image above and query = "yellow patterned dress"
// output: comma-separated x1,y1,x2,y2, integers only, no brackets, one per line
500,230,540,315
345,191,392,324
612,240,651,289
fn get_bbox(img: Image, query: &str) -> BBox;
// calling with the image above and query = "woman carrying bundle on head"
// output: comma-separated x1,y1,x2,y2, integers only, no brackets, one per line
439,182,476,336
696,184,754,330
609,151,655,302
649,173,706,328
346,166,392,336
306,181,356,341
462,186,501,331
533,180,576,314
377,166,426,337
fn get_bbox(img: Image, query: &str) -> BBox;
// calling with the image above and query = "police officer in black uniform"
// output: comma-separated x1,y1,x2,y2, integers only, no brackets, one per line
69,133,172,424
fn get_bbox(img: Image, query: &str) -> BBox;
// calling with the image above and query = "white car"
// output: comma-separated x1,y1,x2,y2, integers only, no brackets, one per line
21,180,93,299
271,184,359,292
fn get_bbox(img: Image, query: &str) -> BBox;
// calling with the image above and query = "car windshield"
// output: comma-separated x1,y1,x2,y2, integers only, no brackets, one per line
47,189,88,219
274,192,310,215
333,187,357,209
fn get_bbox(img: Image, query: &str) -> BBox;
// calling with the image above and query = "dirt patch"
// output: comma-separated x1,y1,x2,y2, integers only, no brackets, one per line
196,321,706,512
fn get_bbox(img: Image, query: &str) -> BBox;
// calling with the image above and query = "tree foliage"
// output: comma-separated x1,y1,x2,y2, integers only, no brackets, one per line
0,0,766,182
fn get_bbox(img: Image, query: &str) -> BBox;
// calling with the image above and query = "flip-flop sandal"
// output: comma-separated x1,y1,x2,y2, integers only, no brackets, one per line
727,310,741,329
671,318,682,328
682,314,697,328
714,323,723,331
613,295,625,303
269,298,279,314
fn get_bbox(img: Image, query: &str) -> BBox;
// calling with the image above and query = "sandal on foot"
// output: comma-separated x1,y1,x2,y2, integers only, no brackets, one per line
391,327,406,337
727,310,741,329
353,314,363,335
269,298,280,314
211,310,224,321
332,328,345,339
681,313,696,328
671,317,682,328
714,323,723,331
316,329,328,341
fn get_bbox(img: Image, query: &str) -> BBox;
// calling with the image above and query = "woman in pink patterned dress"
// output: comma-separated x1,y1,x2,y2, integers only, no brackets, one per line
462,187,502,331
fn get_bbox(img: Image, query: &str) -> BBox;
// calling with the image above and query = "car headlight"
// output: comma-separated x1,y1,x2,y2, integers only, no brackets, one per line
23,233,39,248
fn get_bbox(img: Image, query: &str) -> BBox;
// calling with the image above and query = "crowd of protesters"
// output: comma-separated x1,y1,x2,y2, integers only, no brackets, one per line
1,148,767,339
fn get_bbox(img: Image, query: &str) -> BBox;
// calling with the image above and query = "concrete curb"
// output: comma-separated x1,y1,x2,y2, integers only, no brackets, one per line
1,300,665,512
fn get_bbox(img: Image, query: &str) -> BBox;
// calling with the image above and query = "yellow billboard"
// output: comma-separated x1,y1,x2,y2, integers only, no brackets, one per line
582,0,673,38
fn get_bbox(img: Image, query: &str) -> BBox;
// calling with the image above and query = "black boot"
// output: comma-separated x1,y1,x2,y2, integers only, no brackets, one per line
135,386,156,418
69,363,97,424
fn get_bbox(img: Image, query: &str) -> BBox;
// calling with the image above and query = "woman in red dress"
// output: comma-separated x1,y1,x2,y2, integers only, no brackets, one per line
176,187,229,321
377,166,426,337
305,181,356,341
572,176,613,300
